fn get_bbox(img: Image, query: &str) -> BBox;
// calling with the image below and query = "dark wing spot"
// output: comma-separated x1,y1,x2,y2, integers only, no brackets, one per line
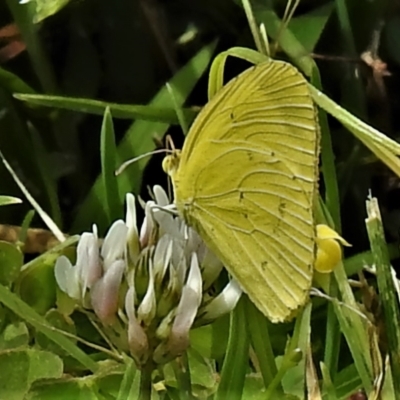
261,261,268,271
278,200,286,216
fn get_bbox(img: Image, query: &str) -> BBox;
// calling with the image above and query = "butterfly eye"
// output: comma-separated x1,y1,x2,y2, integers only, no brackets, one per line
162,152,181,177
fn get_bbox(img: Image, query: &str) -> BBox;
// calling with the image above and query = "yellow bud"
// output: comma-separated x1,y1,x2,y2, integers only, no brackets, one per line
314,225,351,273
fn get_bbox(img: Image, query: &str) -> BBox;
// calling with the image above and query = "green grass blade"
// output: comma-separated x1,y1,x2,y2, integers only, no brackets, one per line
365,197,400,396
208,47,267,99
166,83,189,135
331,271,374,394
323,285,341,382
320,362,338,400
344,244,400,277
116,357,138,400
0,67,36,94
5,0,57,93
100,107,122,224
309,85,400,177
244,297,281,392
242,0,265,55
0,151,65,242
13,94,197,124
215,296,249,400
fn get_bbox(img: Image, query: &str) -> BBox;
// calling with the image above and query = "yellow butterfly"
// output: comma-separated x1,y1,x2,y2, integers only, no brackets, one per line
163,60,319,323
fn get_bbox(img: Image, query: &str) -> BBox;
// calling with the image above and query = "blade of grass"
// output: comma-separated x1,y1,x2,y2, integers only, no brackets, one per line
13,94,197,124
334,363,362,399
320,362,338,400
166,83,189,135
116,356,138,400
309,85,400,177
242,0,265,55
6,0,57,93
365,197,400,396
0,67,36,94
215,296,249,400
344,243,400,277
0,196,22,206
100,107,122,224
208,47,267,99
244,297,281,392
331,282,374,394
0,150,65,242
323,282,341,382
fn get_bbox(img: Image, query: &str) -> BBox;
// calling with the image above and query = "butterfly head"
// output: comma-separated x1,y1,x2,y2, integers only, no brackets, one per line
162,150,182,182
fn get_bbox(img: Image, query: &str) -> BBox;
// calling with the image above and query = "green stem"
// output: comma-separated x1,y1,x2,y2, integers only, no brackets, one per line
139,360,154,400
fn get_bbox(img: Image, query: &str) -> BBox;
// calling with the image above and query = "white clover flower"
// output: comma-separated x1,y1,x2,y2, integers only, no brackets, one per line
55,185,242,366
55,220,128,324
55,224,101,304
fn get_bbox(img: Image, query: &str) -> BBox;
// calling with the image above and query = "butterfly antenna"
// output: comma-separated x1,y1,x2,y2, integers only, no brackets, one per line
115,149,172,176
165,134,176,151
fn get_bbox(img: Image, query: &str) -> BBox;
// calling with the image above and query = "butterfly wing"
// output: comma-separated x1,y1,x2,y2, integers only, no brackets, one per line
175,61,319,322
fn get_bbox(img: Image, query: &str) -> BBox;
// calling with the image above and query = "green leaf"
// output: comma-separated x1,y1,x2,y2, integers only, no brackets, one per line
0,322,29,350
0,348,63,400
0,283,98,372
16,257,56,315
28,379,99,400
0,241,23,286
288,3,334,53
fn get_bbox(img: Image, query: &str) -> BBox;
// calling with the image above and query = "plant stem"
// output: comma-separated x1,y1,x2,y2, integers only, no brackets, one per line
139,360,154,400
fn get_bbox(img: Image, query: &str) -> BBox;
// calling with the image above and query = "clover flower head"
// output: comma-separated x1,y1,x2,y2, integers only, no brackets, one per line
55,185,242,366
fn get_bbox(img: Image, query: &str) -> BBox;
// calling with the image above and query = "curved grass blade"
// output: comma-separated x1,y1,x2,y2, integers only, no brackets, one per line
14,94,197,124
